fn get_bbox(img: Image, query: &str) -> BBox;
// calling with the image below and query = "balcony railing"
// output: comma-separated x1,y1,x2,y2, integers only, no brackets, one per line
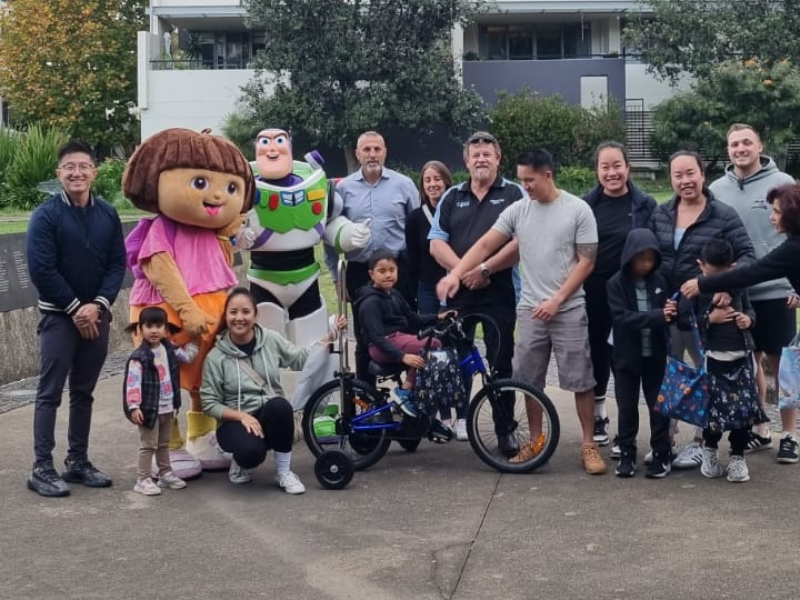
150,58,253,71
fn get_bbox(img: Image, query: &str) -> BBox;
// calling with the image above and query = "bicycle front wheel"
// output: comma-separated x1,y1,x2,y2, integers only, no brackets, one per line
301,379,393,471
467,379,560,473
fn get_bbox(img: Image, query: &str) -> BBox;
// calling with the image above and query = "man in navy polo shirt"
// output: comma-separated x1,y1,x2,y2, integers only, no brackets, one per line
429,131,524,449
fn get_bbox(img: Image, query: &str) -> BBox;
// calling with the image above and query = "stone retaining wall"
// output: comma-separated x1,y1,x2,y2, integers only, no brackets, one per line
0,266,248,386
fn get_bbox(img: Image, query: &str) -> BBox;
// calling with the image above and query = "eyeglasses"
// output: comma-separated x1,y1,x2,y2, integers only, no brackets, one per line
58,163,95,173
467,134,497,145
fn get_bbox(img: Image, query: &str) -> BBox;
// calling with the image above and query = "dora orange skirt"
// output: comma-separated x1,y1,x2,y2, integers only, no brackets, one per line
129,290,228,392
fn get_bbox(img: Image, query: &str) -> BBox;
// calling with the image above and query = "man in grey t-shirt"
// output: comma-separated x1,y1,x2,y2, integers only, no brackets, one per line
438,150,606,475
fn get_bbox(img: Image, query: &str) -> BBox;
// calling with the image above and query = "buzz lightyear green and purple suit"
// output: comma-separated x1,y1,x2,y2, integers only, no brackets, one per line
236,153,369,408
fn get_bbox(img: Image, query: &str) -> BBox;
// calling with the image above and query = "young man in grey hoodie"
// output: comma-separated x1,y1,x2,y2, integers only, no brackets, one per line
709,123,800,462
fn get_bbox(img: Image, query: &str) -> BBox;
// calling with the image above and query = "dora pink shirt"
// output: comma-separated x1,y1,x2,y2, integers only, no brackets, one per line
129,216,238,306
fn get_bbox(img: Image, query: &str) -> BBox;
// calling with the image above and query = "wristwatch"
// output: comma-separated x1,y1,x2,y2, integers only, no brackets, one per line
480,262,491,279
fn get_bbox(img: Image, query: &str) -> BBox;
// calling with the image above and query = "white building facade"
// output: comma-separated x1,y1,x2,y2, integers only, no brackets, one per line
138,0,690,156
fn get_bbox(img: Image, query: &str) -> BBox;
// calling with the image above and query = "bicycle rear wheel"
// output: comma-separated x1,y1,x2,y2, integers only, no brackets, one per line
302,379,393,471
467,379,560,473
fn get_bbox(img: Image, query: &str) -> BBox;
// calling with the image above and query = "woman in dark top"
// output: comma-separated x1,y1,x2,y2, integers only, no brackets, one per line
405,160,452,314
682,182,800,464
582,142,657,448
650,150,755,469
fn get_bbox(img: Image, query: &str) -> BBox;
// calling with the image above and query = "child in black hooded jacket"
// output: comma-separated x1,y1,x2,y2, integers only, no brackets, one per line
607,228,675,478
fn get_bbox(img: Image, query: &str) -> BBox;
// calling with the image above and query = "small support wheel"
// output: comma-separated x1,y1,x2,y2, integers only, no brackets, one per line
397,437,422,453
314,450,355,490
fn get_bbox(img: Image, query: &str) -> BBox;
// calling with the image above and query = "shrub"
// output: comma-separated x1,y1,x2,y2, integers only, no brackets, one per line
489,89,626,175
93,158,127,207
556,166,596,196
2,124,69,210
0,128,20,195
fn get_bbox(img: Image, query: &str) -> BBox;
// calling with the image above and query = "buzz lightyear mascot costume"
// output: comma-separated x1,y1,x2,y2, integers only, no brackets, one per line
236,129,370,409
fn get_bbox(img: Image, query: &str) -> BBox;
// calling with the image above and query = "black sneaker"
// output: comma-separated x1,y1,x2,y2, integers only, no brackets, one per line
614,451,636,478
593,417,610,446
645,453,671,479
745,431,773,453
777,436,800,464
28,462,70,497
62,458,113,488
429,419,453,443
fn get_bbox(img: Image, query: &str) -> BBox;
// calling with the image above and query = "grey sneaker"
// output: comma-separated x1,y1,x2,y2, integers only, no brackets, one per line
726,456,750,483
228,459,252,485
701,447,724,479
28,462,70,497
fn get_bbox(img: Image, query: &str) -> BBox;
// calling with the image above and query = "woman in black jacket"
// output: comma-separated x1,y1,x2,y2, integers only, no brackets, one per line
649,150,756,469
583,142,657,447
682,182,800,464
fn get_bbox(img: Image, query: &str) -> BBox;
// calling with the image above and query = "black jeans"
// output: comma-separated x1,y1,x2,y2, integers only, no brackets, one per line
216,397,294,469
614,356,671,457
585,277,612,400
33,312,110,465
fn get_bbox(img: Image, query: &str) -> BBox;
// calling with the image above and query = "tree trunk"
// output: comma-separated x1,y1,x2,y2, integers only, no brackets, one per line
344,144,359,174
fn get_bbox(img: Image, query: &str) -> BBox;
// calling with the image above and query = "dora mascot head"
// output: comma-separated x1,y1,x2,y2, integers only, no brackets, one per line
123,128,256,229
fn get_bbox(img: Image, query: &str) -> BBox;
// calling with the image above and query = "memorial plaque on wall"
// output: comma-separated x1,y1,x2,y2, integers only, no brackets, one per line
0,232,37,312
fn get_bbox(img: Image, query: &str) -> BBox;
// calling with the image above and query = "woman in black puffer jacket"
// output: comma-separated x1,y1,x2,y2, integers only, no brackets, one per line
650,151,755,297
648,150,755,468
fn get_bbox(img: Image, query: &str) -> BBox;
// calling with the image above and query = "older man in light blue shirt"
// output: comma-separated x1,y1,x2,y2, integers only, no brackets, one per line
325,131,419,381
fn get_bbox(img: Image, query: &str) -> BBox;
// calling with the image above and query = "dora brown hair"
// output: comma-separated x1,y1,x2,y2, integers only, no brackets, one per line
123,128,256,213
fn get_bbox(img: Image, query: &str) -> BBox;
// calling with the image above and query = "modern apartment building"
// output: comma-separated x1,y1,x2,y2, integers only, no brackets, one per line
139,0,688,164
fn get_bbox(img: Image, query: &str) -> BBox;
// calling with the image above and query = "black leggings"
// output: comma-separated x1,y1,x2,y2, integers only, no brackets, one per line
216,397,294,469
703,428,749,457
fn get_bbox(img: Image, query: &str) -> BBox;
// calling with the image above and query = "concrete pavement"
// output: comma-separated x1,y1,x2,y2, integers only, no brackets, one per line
2,369,800,600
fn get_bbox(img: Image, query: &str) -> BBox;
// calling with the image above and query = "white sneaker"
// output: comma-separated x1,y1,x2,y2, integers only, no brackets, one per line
156,471,187,490
700,447,724,479
673,442,703,470
275,471,306,495
455,419,468,441
726,455,750,483
133,477,161,496
228,459,252,485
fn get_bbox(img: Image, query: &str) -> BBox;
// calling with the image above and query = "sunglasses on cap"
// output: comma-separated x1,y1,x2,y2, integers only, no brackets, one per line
467,133,497,145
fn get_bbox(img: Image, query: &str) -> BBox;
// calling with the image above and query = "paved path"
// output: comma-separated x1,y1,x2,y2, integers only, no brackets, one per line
3,349,800,600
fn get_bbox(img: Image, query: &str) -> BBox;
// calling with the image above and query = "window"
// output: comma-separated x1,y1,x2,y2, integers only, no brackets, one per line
478,22,592,60
508,27,533,60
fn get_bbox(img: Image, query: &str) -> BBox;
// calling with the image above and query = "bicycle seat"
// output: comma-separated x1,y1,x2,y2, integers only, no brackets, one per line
368,361,404,378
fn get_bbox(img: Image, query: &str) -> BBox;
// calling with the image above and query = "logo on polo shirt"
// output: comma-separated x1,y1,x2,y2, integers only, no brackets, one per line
752,197,768,210
489,198,505,205
456,201,470,208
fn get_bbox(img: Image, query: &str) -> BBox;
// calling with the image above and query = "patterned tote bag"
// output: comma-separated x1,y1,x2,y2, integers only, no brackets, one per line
655,310,711,428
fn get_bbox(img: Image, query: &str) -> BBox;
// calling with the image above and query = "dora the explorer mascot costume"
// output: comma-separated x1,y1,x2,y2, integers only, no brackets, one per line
125,128,255,479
